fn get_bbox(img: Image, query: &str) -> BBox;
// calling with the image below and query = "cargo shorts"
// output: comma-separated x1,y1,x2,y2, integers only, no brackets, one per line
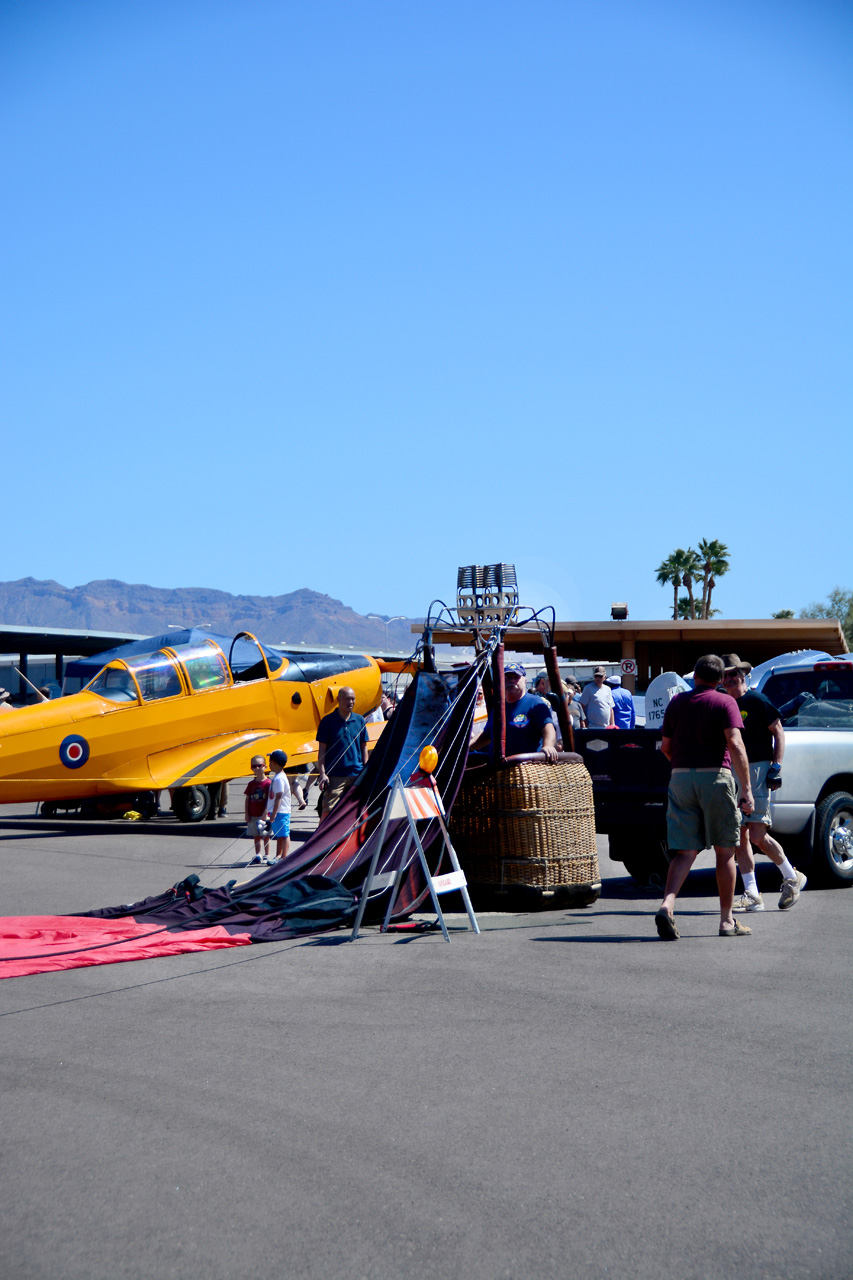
667,768,740,851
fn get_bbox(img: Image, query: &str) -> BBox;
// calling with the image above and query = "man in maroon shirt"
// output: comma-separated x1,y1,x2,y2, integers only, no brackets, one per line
655,654,755,940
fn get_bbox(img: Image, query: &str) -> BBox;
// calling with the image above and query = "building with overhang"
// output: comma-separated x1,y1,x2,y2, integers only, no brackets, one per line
421,618,849,691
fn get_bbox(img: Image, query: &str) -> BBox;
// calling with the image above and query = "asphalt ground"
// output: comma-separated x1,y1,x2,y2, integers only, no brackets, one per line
1,786,850,1280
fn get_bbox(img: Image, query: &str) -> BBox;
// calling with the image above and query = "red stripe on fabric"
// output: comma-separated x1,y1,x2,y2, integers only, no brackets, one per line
0,916,251,979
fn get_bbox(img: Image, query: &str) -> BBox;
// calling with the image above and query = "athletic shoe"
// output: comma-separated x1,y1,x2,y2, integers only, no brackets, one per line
719,920,752,937
733,891,765,912
248,855,263,866
779,871,807,910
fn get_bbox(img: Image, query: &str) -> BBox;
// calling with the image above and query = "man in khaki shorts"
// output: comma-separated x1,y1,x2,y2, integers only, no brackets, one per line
655,654,754,940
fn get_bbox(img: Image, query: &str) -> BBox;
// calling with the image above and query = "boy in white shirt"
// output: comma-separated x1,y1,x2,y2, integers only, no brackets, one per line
266,750,292,862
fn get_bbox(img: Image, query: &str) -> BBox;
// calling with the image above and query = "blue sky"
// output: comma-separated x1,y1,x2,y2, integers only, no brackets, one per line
2,0,850,624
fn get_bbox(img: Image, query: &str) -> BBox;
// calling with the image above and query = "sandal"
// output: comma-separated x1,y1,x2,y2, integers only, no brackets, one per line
655,909,679,941
719,919,752,937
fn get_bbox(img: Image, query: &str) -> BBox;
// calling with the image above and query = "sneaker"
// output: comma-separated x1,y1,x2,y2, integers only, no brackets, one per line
779,870,807,910
248,854,263,866
733,891,765,913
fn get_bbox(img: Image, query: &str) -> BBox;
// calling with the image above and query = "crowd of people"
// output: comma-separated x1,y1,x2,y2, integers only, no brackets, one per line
11,650,797,932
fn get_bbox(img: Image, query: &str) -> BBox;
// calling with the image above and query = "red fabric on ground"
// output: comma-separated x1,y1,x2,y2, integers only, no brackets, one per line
0,916,251,979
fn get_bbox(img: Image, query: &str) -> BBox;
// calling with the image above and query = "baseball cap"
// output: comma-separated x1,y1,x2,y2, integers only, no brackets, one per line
593,666,606,677
268,749,289,766
605,675,622,687
504,663,526,677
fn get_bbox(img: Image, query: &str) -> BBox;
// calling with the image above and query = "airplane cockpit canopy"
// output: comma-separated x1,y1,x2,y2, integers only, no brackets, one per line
84,635,286,703
86,665,140,703
68,630,284,689
86,651,186,703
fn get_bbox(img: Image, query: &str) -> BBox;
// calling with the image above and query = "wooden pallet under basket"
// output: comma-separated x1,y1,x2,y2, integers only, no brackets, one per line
451,754,600,898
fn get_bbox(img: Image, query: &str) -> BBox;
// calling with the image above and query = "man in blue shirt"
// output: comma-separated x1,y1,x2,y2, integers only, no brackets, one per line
317,687,369,818
472,664,558,761
606,675,636,729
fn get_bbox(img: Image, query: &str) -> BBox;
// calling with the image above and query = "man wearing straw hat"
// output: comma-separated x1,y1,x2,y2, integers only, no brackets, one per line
720,653,806,912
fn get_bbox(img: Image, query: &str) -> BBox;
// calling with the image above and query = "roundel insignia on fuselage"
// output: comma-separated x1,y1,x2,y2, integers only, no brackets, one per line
59,734,90,769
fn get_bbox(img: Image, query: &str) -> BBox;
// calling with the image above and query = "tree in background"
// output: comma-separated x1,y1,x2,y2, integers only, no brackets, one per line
656,544,724,620
697,538,730,619
799,588,853,649
680,548,702,619
656,549,694,620
681,595,719,619
772,609,795,619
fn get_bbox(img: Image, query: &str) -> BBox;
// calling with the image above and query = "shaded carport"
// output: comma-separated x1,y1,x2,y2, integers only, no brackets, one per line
422,618,848,691
0,624,143,702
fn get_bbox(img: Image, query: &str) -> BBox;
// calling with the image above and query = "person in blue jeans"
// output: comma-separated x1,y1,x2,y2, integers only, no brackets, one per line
317,687,369,819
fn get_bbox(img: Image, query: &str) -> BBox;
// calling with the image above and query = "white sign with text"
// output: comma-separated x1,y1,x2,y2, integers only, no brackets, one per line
643,671,689,729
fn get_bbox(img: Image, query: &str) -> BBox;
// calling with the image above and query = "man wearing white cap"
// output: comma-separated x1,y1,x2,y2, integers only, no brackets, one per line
606,675,636,729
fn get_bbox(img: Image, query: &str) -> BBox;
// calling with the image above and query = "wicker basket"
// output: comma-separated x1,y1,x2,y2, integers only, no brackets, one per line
451,758,599,890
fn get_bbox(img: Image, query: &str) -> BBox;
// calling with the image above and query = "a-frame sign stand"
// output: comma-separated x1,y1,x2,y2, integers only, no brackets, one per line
351,774,480,943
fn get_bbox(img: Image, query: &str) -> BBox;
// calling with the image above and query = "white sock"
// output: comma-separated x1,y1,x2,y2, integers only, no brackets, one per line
742,871,759,897
779,857,796,881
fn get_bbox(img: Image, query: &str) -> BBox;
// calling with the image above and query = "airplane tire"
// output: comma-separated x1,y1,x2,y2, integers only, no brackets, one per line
172,785,212,823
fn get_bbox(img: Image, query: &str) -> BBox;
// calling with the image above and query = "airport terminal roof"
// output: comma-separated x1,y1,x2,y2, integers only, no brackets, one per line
0,623,144,657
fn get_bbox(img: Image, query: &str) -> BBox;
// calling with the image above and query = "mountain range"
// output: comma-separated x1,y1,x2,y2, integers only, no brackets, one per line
0,578,418,652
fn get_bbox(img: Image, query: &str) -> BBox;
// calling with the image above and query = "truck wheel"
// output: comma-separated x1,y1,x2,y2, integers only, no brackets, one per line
40,802,57,817
609,831,670,884
172,785,212,823
813,792,853,887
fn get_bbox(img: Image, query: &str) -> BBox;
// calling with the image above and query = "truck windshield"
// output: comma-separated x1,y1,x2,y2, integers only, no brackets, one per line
763,668,853,729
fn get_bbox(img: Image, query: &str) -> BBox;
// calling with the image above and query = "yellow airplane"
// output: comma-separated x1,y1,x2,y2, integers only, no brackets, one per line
0,633,389,821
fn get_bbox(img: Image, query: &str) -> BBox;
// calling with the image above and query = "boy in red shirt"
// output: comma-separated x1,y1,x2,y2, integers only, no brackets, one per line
244,756,272,865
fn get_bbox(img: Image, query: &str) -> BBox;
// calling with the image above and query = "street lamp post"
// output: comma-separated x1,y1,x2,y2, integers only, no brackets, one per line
367,614,406,650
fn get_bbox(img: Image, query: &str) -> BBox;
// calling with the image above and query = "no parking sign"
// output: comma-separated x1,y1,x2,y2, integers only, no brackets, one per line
621,658,637,677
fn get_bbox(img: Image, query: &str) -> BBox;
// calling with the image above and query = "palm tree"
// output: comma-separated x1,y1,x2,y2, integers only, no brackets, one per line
655,553,681,620
656,549,695,621
677,594,692,619
697,538,730,619
681,547,702,620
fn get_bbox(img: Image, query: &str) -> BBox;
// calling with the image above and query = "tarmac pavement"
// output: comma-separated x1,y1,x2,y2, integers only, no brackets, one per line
1,787,851,1280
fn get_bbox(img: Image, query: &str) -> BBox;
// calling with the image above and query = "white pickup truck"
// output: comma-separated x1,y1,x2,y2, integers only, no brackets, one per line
575,649,853,888
748,651,853,887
